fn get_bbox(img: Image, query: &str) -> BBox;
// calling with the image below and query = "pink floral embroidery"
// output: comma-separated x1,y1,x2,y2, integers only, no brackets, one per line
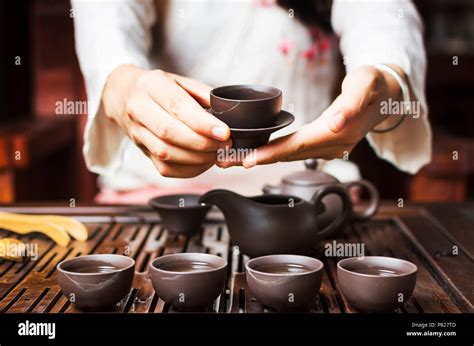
300,44,319,61
278,39,293,55
318,37,331,52
300,27,332,64
258,0,275,7
276,23,332,67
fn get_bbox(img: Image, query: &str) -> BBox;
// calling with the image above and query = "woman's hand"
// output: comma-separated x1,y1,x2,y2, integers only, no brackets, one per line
103,65,231,178
229,65,404,168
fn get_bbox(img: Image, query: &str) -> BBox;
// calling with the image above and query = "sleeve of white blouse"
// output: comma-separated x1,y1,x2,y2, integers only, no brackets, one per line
71,0,156,177
331,0,432,174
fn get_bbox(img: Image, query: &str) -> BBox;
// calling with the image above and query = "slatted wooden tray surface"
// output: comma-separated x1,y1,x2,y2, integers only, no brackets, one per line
0,207,467,313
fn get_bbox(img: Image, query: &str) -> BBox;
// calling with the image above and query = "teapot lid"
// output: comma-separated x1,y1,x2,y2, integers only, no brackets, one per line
282,159,338,186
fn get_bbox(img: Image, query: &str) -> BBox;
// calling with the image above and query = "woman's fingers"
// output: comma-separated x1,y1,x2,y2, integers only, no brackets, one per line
323,93,356,134
106,67,229,178
241,121,331,167
240,115,357,167
241,134,352,167
133,125,218,165
240,130,302,167
150,157,215,178
168,73,212,107
325,95,346,133
146,70,230,141
128,94,230,152
285,143,355,162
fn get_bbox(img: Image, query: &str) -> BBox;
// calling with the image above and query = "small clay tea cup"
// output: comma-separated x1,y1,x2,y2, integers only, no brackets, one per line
337,256,417,313
245,254,324,310
57,254,135,311
210,84,282,129
149,253,227,311
149,194,211,236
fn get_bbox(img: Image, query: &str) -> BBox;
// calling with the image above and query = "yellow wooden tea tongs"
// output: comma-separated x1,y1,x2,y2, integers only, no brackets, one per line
0,212,88,247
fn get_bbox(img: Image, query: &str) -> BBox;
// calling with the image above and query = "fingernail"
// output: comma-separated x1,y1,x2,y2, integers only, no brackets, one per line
211,126,229,141
329,112,346,133
219,161,235,169
243,153,257,169
218,140,232,150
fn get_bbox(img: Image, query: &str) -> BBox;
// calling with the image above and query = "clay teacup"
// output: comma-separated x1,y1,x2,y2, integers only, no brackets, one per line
245,254,324,310
149,194,211,236
149,253,227,311
337,256,417,313
57,254,135,311
210,84,282,129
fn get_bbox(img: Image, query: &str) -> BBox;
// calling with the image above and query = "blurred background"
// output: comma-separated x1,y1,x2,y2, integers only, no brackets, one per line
1,0,473,204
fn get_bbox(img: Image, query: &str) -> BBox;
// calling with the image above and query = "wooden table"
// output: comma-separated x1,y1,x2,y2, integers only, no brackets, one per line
0,202,472,313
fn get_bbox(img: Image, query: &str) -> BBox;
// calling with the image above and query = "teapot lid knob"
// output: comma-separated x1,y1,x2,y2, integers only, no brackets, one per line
304,159,318,171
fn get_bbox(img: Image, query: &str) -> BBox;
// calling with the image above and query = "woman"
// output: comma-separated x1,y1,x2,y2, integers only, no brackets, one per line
72,0,431,203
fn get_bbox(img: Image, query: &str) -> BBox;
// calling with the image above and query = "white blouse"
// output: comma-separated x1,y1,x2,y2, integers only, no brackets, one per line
71,0,431,195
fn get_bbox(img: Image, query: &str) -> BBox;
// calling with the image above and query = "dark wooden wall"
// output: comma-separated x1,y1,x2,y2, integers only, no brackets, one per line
0,0,97,203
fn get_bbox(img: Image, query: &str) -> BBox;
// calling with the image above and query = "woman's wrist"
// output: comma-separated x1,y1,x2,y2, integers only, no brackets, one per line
372,64,407,131
103,64,146,123
379,64,404,100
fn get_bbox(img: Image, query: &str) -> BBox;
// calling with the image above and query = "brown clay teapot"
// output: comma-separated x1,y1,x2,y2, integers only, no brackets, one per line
199,187,352,258
263,159,380,228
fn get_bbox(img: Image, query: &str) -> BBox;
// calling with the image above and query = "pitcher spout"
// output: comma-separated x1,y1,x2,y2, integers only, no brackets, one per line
199,189,250,216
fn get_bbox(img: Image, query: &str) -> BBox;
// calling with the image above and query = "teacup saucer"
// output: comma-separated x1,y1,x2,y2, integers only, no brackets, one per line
229,111,295,149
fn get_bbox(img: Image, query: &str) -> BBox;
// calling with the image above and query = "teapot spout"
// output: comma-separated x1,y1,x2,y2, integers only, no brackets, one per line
199,189,248,216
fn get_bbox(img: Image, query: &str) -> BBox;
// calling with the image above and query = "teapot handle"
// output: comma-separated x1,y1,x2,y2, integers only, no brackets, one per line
343,179,380,220
262,184,282,195
311,184,352,239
